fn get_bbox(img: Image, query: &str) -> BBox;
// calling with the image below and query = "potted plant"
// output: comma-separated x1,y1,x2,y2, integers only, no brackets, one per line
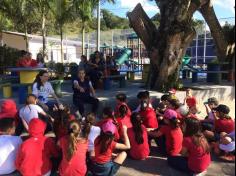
55,63,65,80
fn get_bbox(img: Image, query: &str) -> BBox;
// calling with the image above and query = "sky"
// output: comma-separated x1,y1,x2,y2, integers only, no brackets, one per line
102,0,235,21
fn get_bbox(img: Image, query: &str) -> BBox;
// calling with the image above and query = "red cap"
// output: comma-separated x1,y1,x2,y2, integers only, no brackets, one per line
28,118,46,137
0,100,18,119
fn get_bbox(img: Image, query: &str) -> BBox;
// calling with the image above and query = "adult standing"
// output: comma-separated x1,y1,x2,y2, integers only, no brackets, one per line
32,70,61,111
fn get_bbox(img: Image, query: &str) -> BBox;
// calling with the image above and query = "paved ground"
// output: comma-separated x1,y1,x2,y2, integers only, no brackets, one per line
0,79,235,176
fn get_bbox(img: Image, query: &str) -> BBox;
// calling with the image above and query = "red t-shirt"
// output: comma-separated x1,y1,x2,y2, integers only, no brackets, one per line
94,137,117,164
15,137,59,176
96,118,124,141
117,115,132,129
215,118,235,134
127,125,150,160
114,102,132,117
183,137,211,173
59,136,88,176
186,97,197,108
159,125,183,156
139,108,158,128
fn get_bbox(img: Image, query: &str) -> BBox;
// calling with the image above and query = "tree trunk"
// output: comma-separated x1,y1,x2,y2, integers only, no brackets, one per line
42,9,46,59
199,1,228,61
24,25,29,51
82,24,85,55
128,2,197,90
60,25,64,63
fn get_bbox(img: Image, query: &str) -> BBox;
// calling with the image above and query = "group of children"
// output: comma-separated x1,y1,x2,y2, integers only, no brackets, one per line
0,88,235,176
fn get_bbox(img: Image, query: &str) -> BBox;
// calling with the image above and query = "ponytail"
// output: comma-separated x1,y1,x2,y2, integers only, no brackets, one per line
118,105,128,118
193,132,210,154
131,113,144,144
67,120,81,161
83,113,95,139
98,132,114,154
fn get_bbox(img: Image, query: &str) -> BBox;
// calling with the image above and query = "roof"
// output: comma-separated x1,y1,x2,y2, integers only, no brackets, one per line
2,31,96,47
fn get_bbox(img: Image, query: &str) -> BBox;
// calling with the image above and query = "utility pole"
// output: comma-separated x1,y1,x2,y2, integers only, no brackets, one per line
97,0,101,51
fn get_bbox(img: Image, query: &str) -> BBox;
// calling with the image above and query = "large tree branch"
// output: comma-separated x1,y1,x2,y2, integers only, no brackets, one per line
127,3,158,50
199,1,228,61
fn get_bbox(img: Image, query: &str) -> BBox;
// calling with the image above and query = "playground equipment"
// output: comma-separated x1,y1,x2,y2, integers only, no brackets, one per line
115,48,132,65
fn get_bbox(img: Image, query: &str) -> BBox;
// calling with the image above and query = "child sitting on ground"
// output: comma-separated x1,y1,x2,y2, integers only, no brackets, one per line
58,120,90,176
116,105,132,129
16,119,59,176
212,131,235,162
139,99,158,129
19,94,49,131
168,118,211,175
96,107,124,142
204,104,235,142
86,113,101,157
167,98,182,119
183,88,197,109
90,120,130,176
0,118,22,175
134,91,153,113
52,104,75,140
114,93,131,117
127,113,150,160
148,109,183,156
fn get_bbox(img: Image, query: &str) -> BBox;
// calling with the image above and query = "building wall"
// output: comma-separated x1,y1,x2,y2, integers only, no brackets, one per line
2,32,27,51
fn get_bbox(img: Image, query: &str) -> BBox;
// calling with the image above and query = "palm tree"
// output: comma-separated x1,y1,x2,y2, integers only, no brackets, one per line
31,0,52,58
0,0,35,51
50,0,74,63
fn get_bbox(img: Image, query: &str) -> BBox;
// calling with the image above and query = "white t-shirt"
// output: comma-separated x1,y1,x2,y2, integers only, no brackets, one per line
19,104,44,124
88,126,101,152
0,135,22,175
133,103,153,113
32,82,54,103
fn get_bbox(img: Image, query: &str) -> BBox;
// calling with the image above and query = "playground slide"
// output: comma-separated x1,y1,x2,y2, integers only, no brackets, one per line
115,48,132,65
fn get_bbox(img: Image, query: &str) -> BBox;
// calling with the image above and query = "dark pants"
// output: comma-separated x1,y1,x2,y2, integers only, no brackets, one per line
74,95,99,116
156,135,167,156
0,171,21,176
167,156,194,175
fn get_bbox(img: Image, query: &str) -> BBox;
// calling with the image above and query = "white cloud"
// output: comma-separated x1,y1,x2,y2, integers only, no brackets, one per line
119,0,159,14
213,0,235,14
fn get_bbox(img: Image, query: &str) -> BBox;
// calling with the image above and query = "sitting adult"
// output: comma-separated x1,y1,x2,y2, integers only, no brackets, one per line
73,69,99,116
88,51,105,88
106,55,118,76
36,53,45,68
32,70,61,111
16,51,37,68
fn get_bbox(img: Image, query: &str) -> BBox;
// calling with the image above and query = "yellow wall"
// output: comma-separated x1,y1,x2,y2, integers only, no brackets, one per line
2,32,27,50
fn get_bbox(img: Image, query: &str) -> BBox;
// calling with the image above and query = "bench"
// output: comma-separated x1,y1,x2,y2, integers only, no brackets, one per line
102,75,126,90
191,70,229,84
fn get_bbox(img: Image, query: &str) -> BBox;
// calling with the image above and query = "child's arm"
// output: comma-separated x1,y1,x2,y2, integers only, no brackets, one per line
148,129,163,138
115,126,130,150
180,147,189,157
21,118,29,131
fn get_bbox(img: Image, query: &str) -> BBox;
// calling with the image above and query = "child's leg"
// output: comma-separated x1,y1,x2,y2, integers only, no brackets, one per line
113,151,127,165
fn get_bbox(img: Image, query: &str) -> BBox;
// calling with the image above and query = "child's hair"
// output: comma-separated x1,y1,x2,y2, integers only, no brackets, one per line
116,93,127,102
184,118,210,153
168,99,181,109
161,94,170,102
98,131,114,154
131,113,144,144
102,107,114,119
82,113,95,139
67,120,82,161
0,118,15,132
169,118,181,129
118,105,128,118
34,70,49,90
137,91,150,100
25,94,37,105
